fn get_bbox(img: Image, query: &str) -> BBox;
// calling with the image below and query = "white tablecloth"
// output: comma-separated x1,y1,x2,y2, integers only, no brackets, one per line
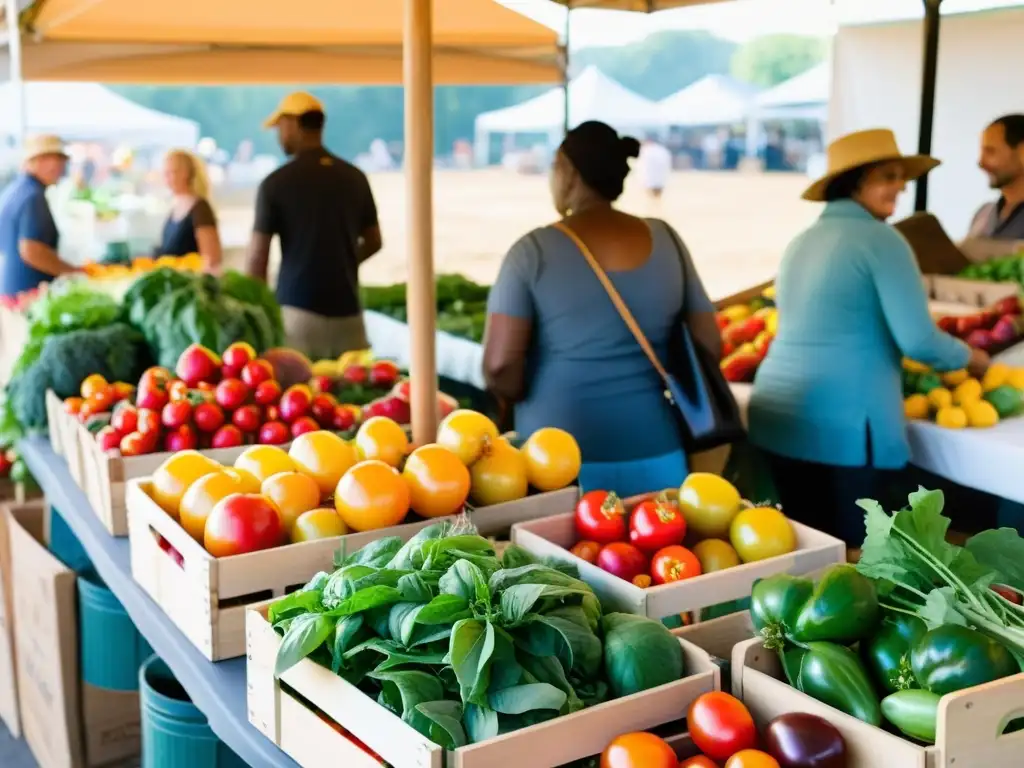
730,382,1024,504
363,311,485,389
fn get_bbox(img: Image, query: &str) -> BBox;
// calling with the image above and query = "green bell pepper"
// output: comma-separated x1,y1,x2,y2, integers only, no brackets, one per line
862,614,927,694
881,689,940,743
911,625,1019,696
797,641,881,726
792,564,880,644
750,573,814,649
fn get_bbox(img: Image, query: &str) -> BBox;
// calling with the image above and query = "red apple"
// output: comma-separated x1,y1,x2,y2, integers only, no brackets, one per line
204,493,284,557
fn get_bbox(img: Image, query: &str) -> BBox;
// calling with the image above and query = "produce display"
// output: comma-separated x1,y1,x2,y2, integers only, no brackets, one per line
83,253,204,281
960,252,1024,285
933,294,1023,352
268,520,686,749
902,359,1024,428
716,286,776,384
362,274,489,342
569,474,795,588
600,694,847,767
749,488,1024,745
0,284,45,311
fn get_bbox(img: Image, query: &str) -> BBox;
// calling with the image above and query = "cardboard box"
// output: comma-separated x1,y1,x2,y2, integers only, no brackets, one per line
894,212,973,276
9,504,140,768
246,600,719,768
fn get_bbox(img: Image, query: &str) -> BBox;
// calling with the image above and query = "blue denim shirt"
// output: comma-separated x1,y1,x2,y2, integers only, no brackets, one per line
749,199,971,469
0,173,57,297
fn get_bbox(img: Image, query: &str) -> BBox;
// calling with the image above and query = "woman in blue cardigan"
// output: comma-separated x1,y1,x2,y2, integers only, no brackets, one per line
749,129,990,546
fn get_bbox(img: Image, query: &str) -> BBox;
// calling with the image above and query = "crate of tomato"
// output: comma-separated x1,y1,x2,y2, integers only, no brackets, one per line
510,474,844,620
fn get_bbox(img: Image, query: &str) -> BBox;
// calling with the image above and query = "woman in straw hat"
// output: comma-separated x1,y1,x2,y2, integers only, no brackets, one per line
748,128,989,546
156,149,222,272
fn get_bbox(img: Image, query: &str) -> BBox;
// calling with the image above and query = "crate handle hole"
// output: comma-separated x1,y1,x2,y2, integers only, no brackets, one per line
150,527,185,570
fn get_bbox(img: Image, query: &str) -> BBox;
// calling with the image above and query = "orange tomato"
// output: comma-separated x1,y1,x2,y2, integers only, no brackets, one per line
724,751,779,768
402,444,471,518
112,381,136,401
80,373,108,399
521,427,581,492
288,430,359,497
179,471,245,541
234,445,296,484
87,387,116,414
469,438,528,506
679,758,719,768
292,507,348,543
354,416,409,467
63,397,84,415
150,451,222,518
436,409,499,465
601,732,678,768
335,460,410,532
261,471,322,533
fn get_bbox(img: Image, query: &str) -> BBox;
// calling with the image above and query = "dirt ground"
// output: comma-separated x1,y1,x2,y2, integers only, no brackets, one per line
215,168,817,302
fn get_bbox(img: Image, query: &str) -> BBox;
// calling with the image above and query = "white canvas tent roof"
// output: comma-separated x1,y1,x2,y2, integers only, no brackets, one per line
0,82,199,146
754,63,830,122
659,74,760,127
474,66,665,135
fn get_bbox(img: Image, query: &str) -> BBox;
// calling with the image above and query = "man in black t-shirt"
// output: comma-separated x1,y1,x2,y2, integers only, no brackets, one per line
247,91,383,359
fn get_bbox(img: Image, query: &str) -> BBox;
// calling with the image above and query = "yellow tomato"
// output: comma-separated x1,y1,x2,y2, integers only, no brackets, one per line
234,445,296,484
942,369,969,388
402,444,471,518
902,359,930,374
179,470,244,541
953,378,982,406
80,373,108,399
261,471,322,533
678,473,742,539
151,450,222,518
521,428,581,492
720,304,752,323
288,430,359,498
903,394,929,421
927,387,952,412
292,508,348,543
355,416,409,468
935,406,968,429
225,467,261,494
1008,368,1024,390
692,538,741,572
982,363,1011,392
436,409,499,466
965,400,999,429
469,439,528,506
729,506,796,563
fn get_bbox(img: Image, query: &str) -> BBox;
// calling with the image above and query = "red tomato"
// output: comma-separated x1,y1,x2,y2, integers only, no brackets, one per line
651,545,702,585
204,493,284,557
221,342,256,377
137,408,161,434
310,375,333,394
176,343,222,387
232,404,263,433
569,540,601,564
724,751,779,768
241,359,274,388
574,490,627,544
679,758,719,768
369,360,400,387
167,380,189,403
139,366,173,392
259,421,290,445
629,495,687,555
265,404,281,422
136,383,169,411
120,431,154,456
96,426,122,452
193,403,226,433
215,378,250,411
254,379,282,406
601,732,678,768
110,403,138,435
688,692,758,761
332,404,356,431
211,425,245,449
310,393,338,426
596,542,648,582
165,425,198,452
290,416,320,438
162,400,192,429
279,385,312,423
342,365,368,385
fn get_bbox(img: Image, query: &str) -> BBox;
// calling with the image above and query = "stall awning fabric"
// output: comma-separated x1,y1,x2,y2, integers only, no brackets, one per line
547,0,730,10
0,0,562,84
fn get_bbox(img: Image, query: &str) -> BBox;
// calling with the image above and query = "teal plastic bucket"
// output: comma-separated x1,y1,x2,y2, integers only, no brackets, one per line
140,656,246,768
77,569,152,690
48,507,92,573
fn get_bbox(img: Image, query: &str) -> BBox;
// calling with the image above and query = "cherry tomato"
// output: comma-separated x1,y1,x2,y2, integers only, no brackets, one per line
241,359,275,389
78,400,100,423
165,424,198,452
600,732,677,768
214,378,250,411
569,539,601,564
992,584,1024,605
162,400,192,430
521,427,581,491
221,342,256,377
259,421,290,445
204,493,284,557
254,379,283,406
631,574,652,588
688,692,758,761
368,360,400,387
211,425,245,449
679,758,719,768
80,373,108,399
63,397,84,415
629,494,687,555
232,404,263,433
279,385,313,423
193,402,226,433
136,382,169,411
139,366,173,393
96,426,122,452
402,444,471,518
120,431,154,457
137,408,161,434
265,404,281,422
332,404,356,431
290,416,320,438
310,393,338,426
651,545,702,585
724,751,779,768
110,403,138,435
175,343,221,388
596,542,648,582
574,490,627,544
335,460,411,532
168,380,190,403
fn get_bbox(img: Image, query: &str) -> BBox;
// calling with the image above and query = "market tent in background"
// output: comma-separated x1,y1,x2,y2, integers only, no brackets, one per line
751,61,830,123
0,82,198,146
659,74,761,127
0,0,560,84
473,66,666,162
831,4,1024,238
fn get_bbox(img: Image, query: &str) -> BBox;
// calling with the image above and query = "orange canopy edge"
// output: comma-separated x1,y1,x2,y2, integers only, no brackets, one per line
0,0,562,84
548,0,731,9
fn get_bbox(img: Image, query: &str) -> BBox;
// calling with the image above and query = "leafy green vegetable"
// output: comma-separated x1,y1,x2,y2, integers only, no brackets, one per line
362,274,491,342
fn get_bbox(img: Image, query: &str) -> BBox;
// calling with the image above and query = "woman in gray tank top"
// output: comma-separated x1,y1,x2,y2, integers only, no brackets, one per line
483,121,720,497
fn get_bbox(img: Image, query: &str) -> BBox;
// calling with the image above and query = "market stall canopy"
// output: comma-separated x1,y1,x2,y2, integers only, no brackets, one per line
0,0,562,84
753,62,830,121
547,0,731,9
659,74,761,127
0,82,198,145
475,66,665,135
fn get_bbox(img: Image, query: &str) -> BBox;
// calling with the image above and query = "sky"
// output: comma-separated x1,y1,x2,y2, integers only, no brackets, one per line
499,0,1024,48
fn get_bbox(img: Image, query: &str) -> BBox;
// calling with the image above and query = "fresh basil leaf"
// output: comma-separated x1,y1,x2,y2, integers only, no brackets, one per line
369,669,444,717
517,653,583,714
342,536,403,568
463,703,499,744
398,573,434,603
408,700,468,750
322,565,374,609
416,594,471,625
345,637,447,671
440,560,486,601
501,545,537,571
410,624,454,648
499,584,551,625
387,525,448,570
324,585,404,617
488,564,590,594
330,614,366,674
487,629,522,692
451,619,495,707
275,613,335,676
300,571,330,592
387,602,425,646
268,589,323,625
488,683,567,715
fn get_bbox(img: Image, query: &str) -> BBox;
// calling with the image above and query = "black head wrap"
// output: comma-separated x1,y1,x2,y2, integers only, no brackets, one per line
560,121,641,202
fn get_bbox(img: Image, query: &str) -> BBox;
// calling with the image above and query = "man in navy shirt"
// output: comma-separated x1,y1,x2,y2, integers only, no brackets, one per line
0,135,78,297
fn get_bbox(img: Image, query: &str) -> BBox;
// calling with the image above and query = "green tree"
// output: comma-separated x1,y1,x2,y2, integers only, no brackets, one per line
730,34,827,88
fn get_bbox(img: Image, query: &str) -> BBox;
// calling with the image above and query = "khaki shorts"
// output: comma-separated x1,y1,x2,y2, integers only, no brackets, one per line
281,306,370,360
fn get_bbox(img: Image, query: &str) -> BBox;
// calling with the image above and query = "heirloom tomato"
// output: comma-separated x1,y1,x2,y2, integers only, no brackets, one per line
629,494,686,554
402,444,471,518
436,409,499,465
574,490,627,544
468,437,528,506
521,427,581,491
204,493,284,557
600,732,677,768
688,692,757,761
334,460,410,532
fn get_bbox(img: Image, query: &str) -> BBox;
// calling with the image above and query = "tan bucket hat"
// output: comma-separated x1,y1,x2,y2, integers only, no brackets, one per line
23,134,69,162
802,128,940,202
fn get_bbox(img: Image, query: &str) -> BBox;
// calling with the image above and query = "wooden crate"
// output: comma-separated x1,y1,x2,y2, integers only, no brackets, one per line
511,498,845,619
127,481,577,661
713,280,774,310
733,634,1024,768
45,390,67,456
246,601,719,768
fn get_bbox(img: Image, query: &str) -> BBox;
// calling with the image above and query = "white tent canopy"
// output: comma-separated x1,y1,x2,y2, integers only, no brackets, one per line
0,83,199,147
753,63,830,122
659,74,761,127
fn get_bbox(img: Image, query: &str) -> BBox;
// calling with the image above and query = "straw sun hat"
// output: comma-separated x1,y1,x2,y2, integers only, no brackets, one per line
802,128,940,202
23,134,68,162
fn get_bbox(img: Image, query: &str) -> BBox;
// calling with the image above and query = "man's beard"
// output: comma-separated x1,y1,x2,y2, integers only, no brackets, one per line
991,169,1021,189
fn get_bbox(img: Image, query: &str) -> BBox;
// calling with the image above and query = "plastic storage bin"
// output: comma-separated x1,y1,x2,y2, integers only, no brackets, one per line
140,655,246,768
48,506,92,573
77,569,152,689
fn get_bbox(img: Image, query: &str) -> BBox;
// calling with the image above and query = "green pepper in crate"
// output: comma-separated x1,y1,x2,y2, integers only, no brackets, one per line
862,613,927,694
750,574,813,648
797,641,882,726
911,625,1019,696
881,689,940,743
790,564,880,644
